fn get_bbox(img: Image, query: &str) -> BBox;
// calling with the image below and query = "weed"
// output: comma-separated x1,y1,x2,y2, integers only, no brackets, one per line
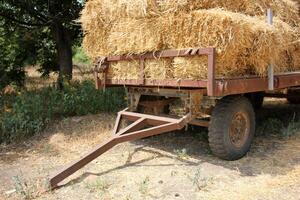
187,168,214,191
13,176,31,200
139,176,150,195
170,170,178,177
12,175,47,200
281,114,300,138
86,178,110,193
174,148,188,159
256,114,300,138
87,179,109,192
256,118,284,136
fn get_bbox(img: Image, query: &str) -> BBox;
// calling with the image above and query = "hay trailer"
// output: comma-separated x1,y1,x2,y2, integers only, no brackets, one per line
49,46,300,188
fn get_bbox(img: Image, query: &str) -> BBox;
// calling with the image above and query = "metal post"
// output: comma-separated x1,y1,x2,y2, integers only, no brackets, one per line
267,9,274,90
207,48,216,96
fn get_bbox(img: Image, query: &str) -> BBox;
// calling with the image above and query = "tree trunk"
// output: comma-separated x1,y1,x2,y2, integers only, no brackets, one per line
52,22,73,81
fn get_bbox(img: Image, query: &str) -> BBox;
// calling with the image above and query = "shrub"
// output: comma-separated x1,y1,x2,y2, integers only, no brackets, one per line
62,80,125,115
0,88,59,143
0,80,126,143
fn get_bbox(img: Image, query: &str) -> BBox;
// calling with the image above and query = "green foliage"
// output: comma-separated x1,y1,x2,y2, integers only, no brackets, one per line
0,21,29,90
35,28,59,76
0,0,84,81
73,46,91,65
0,80,126,143
62,81,125,116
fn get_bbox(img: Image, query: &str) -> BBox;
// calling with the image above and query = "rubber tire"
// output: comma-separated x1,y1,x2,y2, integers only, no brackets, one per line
208,96,255,161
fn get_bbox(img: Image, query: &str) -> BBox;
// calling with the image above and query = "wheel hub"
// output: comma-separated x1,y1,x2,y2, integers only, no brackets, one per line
229,112,250,148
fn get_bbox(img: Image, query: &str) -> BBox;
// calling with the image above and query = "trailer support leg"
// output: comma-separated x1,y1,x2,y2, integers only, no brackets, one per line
49,110,191,189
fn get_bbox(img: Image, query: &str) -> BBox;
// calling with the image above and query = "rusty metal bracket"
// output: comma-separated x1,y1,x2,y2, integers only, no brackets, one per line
49,110,191,189
94,57,109,89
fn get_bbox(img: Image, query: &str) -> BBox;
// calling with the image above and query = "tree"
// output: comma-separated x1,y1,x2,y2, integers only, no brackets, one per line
0,0,83,82
0,19,29,91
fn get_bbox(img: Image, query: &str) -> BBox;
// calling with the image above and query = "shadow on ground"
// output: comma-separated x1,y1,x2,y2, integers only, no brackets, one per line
61,98,300,187
1,98,300,190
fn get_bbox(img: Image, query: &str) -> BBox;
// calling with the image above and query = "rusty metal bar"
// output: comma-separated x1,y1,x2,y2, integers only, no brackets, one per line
112,108,129,134
49,111,190,189
121,111,180,123
115,122,184,143
97,79,208,88
189,119,210,127
275,73,300,89
112,112,122,134
214,72,300,96
49,137,117,189
119,117,147,135
207,48,216,96
99,72,300,97
106,48,214,62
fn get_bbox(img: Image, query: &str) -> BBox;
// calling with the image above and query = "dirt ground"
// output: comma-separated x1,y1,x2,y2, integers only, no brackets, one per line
0,98,300,200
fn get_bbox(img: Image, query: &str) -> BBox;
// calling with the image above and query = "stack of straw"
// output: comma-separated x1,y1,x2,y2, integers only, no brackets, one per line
80,0,300,80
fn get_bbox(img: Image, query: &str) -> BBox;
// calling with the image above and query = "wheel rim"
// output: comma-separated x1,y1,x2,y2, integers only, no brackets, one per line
229,112,250,148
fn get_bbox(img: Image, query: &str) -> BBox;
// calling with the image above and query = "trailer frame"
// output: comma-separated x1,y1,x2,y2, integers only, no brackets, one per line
94,47,300,97
50,47,300,189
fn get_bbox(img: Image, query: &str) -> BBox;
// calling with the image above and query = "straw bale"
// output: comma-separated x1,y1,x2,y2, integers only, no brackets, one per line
80,0,299,58
105,9,297,79
107,18,163,55
81,0,299,27
144,58,173,79
80,1,299,79
107,59,173,80
292,43,300,68
172,56,253,80
108,60,140,80
82,28,110,58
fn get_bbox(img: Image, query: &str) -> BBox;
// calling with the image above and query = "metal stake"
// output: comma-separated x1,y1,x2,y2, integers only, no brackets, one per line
267,9,274,90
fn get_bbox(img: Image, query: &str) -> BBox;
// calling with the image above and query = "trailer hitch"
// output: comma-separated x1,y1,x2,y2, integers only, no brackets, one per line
49,109,191,189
